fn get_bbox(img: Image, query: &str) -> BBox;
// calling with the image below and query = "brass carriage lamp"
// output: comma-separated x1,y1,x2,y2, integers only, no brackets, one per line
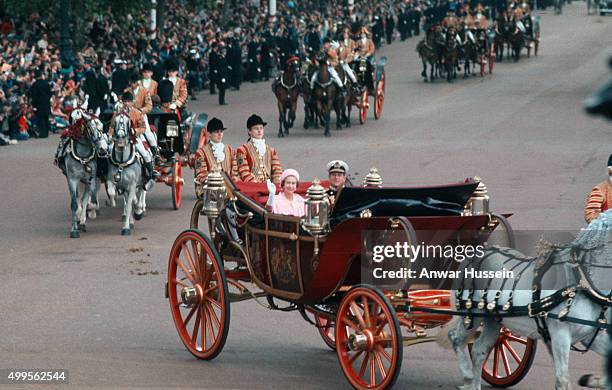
202,167,227,219
363,167,383,188
463,177,490,216
302,179,330,235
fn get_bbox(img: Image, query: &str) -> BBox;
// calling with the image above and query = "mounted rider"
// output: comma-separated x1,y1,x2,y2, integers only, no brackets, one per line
309,38,345,96
125,72,161,164
109,91,155,189
194,117,238,198
236,114,282,184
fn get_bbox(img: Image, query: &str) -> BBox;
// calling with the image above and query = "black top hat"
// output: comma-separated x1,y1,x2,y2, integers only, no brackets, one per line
129,72,140,84
122,91,134,101
141,63,153,73
207,117,227,133
246,114,267,129
608,154,612,167
158,79,174,104
165,58,179,72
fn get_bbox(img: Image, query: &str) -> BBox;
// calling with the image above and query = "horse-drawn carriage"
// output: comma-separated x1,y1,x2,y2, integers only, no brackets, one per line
352,55,387,125
165,170,538,389
147,110,208,209
100,106,208,210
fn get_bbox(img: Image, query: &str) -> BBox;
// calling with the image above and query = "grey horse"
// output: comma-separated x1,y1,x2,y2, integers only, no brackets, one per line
105,110,145,236
448,210,612,390
60,108,106,238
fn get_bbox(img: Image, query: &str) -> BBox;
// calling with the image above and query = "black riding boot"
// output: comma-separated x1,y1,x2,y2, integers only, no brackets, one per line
143,161,154,190
151,146,162,165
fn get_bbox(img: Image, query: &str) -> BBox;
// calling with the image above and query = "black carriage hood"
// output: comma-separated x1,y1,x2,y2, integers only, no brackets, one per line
329,181,479,226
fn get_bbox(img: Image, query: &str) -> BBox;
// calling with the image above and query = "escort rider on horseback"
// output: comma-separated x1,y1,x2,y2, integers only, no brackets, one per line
310,38,345,96
109,92,156,189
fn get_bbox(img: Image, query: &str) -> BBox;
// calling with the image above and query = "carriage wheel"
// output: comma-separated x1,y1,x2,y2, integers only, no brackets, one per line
336,285,402,390
171,160,183,210
359,90,368,125
168,229,230,360
374,73,385,120
190,199,204,229
473,328,537,388
315,313,337,351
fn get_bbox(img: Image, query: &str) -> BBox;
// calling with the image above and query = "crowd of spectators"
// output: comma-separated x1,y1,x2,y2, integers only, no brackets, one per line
0,0,509,146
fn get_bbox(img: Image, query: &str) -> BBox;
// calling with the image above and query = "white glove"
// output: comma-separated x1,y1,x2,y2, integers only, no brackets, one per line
170,103,177,110
266,180,276,207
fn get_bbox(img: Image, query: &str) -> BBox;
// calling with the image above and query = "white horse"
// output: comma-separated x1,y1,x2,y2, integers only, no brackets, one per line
449,211,612,390
105,110,146,235
59,107,106,238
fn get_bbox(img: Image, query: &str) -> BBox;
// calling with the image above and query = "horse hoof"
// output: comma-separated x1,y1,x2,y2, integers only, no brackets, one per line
121,228,131,236
324,131,331,137
134,212,143,221
70,231,80,239
79,224,87,232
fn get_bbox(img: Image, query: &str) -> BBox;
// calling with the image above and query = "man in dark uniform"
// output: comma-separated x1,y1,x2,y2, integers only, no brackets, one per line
305,25,321,60
385,12,396,45
260,33,272,81
82,60,102,114
399,6,411,40
208,41,219,94
96,65,110,113
29,69,52,138
186,48,200,101
247,35,260,83
227,37,242,91
325,160,349,206
412,3,422,36
217,42,229,106
111,59,130,96
373,15,384,48
276,28,291,66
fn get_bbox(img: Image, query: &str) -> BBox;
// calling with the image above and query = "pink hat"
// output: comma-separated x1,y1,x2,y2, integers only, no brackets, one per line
280,168,300,183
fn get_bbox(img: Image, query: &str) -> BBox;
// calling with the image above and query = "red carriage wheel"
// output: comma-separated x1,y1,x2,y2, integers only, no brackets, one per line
470,328,537,388
359,90,368,124
190,199,204,229
374,72,385,120
168,229,230,360
172,160,183,210
336,285,402,390
314,313,337,351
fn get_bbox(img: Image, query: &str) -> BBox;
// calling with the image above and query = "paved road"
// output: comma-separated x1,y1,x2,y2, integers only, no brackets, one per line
1,4,611,389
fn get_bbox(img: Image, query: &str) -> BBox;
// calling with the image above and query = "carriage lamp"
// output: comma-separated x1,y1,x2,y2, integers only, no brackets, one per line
166,119,179,137
302,179,330,236
363,167,383,188
463,177,490,216
202,167,227,220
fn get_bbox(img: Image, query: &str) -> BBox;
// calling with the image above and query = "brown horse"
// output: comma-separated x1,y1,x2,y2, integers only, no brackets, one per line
443,27,460,82
312,54,337,137
301,61,318,129
273,57,301,138
417,26,444,82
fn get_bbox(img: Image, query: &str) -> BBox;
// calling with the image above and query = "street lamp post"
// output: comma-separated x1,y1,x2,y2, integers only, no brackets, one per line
60,0,75,66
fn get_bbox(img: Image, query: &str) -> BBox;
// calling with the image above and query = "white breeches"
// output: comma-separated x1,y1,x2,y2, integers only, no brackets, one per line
342,62,357,83
142,115,157,148
134,137,152,163
310,66,344,89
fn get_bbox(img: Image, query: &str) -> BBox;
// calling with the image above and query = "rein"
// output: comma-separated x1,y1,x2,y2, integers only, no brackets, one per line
110,144,137,168
69,138,96,166
280,71,298,90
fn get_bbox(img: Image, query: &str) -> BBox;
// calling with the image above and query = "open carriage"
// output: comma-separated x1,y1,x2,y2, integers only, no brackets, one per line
352,56,386,125
165,170,537,389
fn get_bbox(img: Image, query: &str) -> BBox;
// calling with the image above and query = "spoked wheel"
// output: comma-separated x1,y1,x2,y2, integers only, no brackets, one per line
374,73,385,120
190,199,204,229
171,160,183,210
314,313,337,351
336,285,402,390
167,229,230,360
359,89,368,124
474,328,537,388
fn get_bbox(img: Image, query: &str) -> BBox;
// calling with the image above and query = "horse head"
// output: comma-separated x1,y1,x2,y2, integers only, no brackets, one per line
112,112,132,150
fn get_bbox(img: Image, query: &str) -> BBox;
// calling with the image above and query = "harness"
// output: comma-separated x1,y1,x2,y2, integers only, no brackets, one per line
109,144,138,184
409,245,612,351
69,138,96,173
279,72,298,90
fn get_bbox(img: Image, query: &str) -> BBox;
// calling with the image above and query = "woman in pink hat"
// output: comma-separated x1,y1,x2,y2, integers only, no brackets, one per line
266,169,305,217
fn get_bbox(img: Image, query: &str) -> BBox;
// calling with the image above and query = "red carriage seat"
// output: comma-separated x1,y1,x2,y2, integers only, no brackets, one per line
233,180,331,208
